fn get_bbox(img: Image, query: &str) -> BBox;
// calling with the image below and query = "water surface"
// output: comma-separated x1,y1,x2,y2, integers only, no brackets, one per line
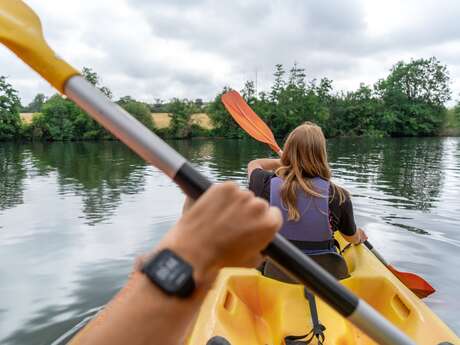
0,138,459,344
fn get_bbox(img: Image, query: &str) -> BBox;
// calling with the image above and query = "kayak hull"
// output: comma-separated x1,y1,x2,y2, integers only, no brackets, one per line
187,236,459,345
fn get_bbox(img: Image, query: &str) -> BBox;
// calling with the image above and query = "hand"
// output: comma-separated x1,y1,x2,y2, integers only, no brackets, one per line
140,182,282,287
356,228,368,244
277,149,283,157
182,196,194,214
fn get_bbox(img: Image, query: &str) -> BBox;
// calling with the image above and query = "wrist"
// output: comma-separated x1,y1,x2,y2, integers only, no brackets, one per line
142,229,218,292
164,232,218,289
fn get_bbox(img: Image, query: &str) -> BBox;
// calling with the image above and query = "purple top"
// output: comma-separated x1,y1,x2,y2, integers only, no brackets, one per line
270,176,333,253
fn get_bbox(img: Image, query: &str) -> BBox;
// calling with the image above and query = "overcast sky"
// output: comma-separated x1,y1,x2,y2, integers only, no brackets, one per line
2,0,460,105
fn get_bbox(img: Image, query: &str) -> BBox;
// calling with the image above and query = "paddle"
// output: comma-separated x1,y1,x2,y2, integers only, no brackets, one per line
222,90,435,299
0,2,415,344
363,241,435,298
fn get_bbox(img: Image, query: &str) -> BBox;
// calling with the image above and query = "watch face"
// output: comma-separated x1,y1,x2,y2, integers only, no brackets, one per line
143,249,195,297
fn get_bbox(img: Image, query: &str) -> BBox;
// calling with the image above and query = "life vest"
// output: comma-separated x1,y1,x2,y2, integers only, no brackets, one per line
270,176,336,255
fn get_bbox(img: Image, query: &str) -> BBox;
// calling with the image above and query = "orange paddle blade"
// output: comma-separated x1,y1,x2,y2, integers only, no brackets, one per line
388,264,435,298
221,90,281,153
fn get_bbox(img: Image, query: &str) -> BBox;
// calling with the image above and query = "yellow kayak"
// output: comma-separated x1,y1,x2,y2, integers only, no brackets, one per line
187,235,459,345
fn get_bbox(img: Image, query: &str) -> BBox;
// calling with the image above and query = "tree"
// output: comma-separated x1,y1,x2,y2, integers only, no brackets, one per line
117,95,136,107
269,63,329,137
288,62,306,90
39,94,83,140
194,98,204,109
375,57,451,136
120,100,155,132
23,93,46,113
454,101,460,124
167,98,197,138
150,98,166,112
377,57,450,106
0,76,22,141
270,64,286,102
82,67,113,99
241,81,256,103
328,84,385,137
207,87,246,138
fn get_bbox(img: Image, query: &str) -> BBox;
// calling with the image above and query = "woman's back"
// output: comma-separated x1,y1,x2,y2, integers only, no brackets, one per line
247,122,367,252
270,176,333,251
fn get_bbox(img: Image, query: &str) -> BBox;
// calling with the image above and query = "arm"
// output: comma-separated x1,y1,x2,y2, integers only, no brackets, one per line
247,158,282,178
70,182,282,345
337,195,368,244
342,227,368,245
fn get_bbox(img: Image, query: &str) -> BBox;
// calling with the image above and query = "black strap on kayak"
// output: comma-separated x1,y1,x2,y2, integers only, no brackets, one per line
339,242,352,255
289,239,336,251
284,288,326,345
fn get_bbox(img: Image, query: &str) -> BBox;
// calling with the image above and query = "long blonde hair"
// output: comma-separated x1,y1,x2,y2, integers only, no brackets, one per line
276,122,347,221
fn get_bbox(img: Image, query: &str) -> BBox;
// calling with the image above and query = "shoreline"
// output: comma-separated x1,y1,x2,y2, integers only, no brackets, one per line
9,112,460,141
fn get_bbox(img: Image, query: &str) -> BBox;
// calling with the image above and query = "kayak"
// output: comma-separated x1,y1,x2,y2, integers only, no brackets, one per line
187,234,459,345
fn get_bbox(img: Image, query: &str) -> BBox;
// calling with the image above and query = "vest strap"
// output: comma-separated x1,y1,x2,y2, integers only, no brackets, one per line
289,239,335,251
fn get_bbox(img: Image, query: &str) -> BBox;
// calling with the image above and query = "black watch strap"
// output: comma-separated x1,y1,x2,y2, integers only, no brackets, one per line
142,248,196,298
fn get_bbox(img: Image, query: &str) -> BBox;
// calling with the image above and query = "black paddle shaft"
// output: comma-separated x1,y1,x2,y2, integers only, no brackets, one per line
173,162,359,317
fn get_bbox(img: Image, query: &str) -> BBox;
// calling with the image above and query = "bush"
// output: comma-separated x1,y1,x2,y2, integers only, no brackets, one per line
166,99,198,138
120,100,155,131
0,76,22,141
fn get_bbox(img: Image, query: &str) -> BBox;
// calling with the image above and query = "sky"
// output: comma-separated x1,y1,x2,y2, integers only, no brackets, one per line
2,0,460,106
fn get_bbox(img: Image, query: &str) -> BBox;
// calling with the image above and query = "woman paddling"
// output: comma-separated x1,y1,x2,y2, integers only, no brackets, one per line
248,122,367,278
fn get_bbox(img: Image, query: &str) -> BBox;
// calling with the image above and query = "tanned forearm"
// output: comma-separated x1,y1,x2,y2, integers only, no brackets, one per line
69,234,217,345
70,272,208,345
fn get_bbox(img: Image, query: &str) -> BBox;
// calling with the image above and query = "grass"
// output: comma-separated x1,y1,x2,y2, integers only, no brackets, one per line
151,113,171,128
190,113,213,129
20,112,35,124
151,113,214,129
20,112,214,130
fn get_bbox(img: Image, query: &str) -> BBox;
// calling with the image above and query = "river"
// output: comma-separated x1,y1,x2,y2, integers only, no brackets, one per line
0,137,459,344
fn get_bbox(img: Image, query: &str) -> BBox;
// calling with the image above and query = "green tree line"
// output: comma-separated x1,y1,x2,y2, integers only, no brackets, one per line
210,57,455,138
1,57,459,142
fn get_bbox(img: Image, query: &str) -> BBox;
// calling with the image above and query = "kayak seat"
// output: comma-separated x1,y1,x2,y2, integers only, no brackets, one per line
264,252,350,283
309,252,350,280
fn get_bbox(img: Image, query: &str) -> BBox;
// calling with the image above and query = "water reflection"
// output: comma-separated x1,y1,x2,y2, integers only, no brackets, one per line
0,143,27,212
328,137,444,212
0,138,446,226
2,260,128,345
170,139,272,183
0,138,459,344
28,142,147,225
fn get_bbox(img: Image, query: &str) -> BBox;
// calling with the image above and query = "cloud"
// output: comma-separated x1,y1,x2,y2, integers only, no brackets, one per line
2,0,460,105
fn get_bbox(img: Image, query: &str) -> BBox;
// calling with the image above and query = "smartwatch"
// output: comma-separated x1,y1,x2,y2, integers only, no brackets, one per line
142,248,196,298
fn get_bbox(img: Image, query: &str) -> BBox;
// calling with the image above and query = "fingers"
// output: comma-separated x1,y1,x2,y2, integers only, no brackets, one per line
357,228,368,243
267,206,282,230
182,196,195,214
240,254,265,269
176,181,281,269
186,181,239,217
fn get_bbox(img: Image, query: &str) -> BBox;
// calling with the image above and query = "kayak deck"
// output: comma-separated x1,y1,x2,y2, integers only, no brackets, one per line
187,237,459,344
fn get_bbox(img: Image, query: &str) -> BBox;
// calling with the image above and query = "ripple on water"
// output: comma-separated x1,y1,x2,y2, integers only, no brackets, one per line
0,138,459,342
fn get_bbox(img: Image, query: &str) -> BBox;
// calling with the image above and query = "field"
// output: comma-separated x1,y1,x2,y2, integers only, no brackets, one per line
20,112,214,130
